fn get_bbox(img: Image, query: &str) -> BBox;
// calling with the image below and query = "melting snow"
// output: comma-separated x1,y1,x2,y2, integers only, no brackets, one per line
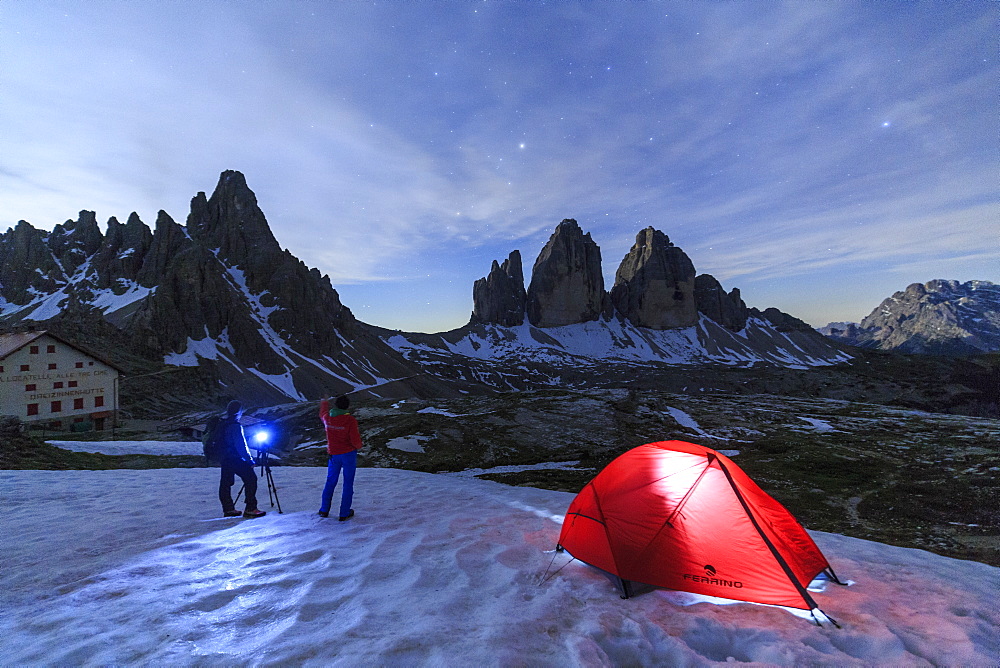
247,367,307,402
19,287,70,321
663,406,725,440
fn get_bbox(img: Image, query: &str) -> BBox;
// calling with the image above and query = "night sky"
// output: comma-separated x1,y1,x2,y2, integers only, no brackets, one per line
2,1,996,332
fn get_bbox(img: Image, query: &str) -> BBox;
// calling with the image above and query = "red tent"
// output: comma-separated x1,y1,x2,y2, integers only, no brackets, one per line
558,441,840,611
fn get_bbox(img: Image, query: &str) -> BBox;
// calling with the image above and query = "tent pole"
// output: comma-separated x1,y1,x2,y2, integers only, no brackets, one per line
715,458,822,612
825,565,848,586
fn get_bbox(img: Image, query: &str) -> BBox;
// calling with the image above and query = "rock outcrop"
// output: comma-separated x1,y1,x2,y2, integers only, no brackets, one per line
46,211,104,276
0,221,63,302
610,227,697,329
526,219,609,327
472,250,527,326
821,280,1000,354
695,274,748,331
757,307,814,332
90,213,154,291
186,170,284,293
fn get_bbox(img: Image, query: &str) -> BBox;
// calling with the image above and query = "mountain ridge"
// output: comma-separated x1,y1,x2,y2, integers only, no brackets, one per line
819,280,1000,355
2,170,852,412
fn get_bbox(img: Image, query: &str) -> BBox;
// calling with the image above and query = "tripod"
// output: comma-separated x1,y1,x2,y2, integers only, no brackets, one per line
236,449,283,513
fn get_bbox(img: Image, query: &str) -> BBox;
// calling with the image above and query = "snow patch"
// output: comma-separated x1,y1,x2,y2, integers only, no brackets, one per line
445,460,590,478
417,407,460,417
90,281,155,314
663,406,725,440
798,417,838,432
163,328,237,367
47,440,202,456
247,367,307,401
386,434,431,453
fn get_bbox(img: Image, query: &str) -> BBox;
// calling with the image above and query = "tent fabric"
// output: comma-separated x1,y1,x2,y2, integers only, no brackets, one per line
557,440,832,610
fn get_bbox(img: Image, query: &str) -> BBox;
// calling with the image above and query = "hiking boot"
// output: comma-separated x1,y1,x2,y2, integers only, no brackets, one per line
338,509,355,522
223,510,242,517
243,508,267,519
317,511,329,518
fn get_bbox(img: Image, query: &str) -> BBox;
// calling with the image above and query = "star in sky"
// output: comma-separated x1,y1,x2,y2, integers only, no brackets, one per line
0,1,996,333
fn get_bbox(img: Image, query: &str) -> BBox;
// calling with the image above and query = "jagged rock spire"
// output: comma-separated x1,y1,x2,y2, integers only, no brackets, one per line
136,211,192,287
186,170,282,287
0,221,63,300
526,219,609,327
695,274,748,331
472,250,527,326
610,227,697,329
91,213,154,290
47,211,104,276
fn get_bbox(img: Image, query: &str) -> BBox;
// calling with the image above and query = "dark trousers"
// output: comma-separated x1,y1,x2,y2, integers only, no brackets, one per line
220,460,259,512
320,450,357,518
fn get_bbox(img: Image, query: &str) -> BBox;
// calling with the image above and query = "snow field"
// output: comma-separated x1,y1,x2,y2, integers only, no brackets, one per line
0,467,997,665
47,440,204,456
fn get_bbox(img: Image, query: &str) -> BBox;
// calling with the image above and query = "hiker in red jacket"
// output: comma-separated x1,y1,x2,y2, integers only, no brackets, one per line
317,395,364,520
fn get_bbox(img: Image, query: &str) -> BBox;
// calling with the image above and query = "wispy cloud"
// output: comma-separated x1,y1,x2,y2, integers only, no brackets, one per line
1,1,995,331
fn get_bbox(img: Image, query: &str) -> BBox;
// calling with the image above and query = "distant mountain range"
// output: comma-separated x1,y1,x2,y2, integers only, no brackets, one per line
1,170,851,409
818,280,1000,355
382,220,850,389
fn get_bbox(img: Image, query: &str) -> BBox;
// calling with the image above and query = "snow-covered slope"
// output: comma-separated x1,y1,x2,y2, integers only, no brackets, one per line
1,465,995,665
384,315,851,389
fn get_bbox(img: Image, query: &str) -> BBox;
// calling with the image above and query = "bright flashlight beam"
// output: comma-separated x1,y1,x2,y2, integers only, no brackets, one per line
254,430,270,443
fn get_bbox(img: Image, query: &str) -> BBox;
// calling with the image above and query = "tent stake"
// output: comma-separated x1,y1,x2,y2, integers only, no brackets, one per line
538,548,575,586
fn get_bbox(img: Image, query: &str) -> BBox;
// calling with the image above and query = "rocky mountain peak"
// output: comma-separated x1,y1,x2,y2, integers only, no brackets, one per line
0,221,62,300
0,170,455,407
472,250,527,326
526,219,609,327
610,226,697,329
820,280,1000,354
135,211,193,287
860,280,999,354
47,211,104,276
122,211,151,242
694,274,748,331
186,170,282,276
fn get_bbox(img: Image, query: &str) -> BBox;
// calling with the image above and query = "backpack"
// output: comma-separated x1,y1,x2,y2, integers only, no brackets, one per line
202,416,225,466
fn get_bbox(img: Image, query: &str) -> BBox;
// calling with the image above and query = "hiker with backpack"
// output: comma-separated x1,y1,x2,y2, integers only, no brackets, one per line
317,395,364,521
206,400,266,519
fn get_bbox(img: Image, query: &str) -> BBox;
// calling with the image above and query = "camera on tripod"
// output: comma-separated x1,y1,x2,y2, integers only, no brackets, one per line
250,427,275,453
237,425,284,513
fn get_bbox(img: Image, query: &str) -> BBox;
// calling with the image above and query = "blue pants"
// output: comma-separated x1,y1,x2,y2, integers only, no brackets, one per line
320,450,357,518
